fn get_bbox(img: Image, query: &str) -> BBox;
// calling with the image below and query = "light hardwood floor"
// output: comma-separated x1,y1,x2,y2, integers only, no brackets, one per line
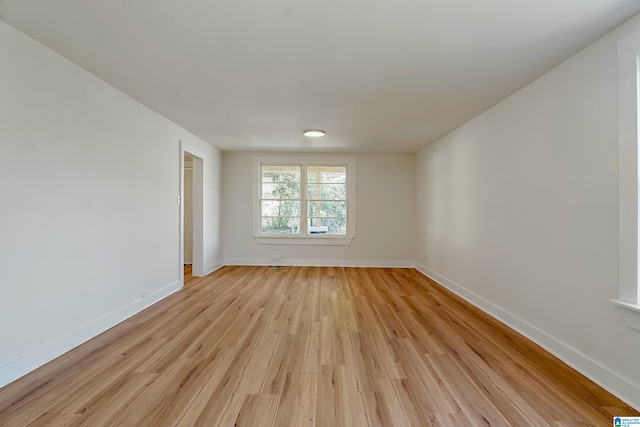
183,264,193,284
0,266,636,426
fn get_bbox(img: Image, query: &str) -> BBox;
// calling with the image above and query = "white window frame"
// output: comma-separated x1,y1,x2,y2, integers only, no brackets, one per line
612,30,640,331
252,155,356,245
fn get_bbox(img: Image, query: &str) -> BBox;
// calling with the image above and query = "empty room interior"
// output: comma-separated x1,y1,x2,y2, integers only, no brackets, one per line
2,1,640,425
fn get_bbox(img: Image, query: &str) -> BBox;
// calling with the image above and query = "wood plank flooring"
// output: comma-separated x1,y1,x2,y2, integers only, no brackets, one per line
0,266,636,426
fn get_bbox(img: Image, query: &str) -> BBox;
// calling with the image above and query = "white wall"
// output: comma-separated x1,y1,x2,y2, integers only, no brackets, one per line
415,18,640,408
0,21,223,387
199,150,224,275
223,152,415,266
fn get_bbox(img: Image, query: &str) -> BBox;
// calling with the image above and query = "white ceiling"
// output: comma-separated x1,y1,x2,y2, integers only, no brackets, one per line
2,1,640,153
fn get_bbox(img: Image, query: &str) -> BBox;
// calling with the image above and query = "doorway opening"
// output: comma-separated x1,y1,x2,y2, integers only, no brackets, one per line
183,154,194,283
180,142,204,286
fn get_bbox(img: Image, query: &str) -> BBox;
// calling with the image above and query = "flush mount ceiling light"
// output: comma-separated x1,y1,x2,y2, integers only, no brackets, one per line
303,130,325,137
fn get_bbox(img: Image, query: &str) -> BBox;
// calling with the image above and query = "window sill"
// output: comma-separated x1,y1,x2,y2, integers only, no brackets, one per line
254,235,355,246
610,299,640,332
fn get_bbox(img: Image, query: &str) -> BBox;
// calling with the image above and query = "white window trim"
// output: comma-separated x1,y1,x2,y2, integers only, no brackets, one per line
252,155,356,246
613,30,640,331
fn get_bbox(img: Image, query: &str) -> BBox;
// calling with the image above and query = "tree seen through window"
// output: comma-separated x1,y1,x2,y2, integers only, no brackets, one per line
260,164,347,235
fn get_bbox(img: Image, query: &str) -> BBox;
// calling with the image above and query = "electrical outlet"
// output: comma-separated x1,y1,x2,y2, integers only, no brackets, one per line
272,254,281,262
142,290,149,299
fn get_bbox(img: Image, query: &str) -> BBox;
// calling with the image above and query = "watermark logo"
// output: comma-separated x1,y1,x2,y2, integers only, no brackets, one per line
614,417,640,427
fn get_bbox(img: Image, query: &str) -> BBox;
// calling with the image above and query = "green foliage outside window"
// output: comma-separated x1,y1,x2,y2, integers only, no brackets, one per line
261,165,347,235
307,167,346,234
261,166,300,234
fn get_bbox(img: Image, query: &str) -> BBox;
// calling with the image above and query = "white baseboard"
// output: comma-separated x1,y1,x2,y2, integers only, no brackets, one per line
204,259,225,275
414,263,640,411
0,280,181,389
224,258,415,268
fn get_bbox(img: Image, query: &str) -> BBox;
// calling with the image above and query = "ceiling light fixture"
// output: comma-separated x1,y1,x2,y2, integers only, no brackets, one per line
303,130,325,137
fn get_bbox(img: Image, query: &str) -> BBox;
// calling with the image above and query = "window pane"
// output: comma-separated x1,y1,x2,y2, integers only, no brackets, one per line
262,182,301,199
262,166,301,200
307,201,346,218
262,165,300,183
308,201,347,235
261,200,300,217
307,183,346,200
307,217,346,235
307,166,346,184
261,199,300,234
262,217,300,234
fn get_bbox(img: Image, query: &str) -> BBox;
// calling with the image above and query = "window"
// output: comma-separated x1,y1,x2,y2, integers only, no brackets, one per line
252,156,356,245
613,30,640,331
